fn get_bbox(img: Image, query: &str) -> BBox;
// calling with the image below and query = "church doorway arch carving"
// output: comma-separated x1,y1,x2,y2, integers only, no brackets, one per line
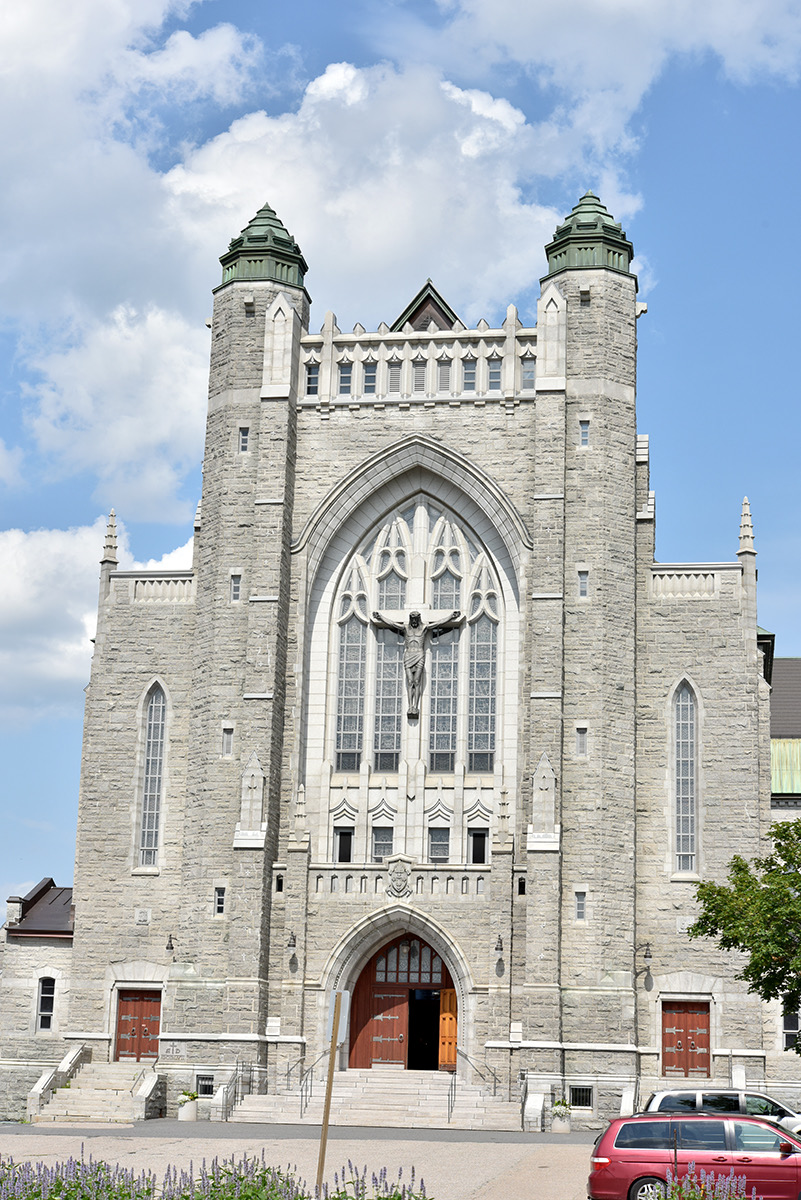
349,933,457,1071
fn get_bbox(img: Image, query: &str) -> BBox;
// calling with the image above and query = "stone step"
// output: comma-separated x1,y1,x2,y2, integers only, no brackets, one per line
35,1062,152,1123
232,1069,521,1130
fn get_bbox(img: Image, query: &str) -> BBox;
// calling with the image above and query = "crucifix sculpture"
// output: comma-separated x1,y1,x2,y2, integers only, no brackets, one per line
371,608,465,719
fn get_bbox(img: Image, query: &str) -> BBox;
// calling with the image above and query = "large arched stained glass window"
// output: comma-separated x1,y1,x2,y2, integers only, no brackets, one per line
675,683,697,872
139,685,166,867
332,497,501,776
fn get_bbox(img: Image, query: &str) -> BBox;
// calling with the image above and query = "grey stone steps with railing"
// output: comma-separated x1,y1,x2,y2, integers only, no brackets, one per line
232,1067,521,1130
34,1062,154,1123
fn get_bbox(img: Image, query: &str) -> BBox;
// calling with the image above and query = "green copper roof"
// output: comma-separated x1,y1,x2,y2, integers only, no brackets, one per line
219,202,308,289
542,192,634,280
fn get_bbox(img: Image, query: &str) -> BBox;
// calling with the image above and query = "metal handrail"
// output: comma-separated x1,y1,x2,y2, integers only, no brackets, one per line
218,1060,242,1121
298,1050,329,1117
130,1067,148,1096
447,1069,457,1123
456,1048,499,1097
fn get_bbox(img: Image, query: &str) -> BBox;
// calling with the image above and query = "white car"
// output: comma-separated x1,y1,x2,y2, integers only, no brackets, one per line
643,1088,801,1134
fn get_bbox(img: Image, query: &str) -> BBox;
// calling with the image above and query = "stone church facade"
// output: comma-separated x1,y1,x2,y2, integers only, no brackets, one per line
0,193,790,1125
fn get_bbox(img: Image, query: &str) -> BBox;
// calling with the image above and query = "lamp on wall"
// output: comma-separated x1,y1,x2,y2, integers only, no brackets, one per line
287,931,296,950
634,943,654,989
165,934,175,953
494,935,503,957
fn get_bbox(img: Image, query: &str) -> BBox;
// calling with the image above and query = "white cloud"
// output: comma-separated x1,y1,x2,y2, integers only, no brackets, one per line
26,306,209,521
391,0,801,154
0,517,194,725
121,24,263,106
165,63,562,327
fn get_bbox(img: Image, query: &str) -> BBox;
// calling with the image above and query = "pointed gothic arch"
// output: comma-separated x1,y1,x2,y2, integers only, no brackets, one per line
293,434,532,588
134,679,169,870
667,677,702,876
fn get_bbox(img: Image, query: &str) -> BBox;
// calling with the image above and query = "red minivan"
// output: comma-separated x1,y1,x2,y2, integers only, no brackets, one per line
588,1112,801,1200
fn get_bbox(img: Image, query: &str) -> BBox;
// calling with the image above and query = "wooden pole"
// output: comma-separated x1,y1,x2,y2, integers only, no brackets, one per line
316,990,342,1196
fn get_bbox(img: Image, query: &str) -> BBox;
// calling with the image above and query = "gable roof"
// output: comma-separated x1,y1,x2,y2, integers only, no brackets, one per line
390,281,461,333
6,878,74,939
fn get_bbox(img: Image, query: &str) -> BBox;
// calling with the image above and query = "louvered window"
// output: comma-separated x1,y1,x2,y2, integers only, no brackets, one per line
675,684,697,872
412,358,427,393
139,686,166,866
437,358,451,392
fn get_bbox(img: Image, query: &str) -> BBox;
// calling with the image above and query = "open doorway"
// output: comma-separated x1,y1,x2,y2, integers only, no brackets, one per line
349,934,457,1070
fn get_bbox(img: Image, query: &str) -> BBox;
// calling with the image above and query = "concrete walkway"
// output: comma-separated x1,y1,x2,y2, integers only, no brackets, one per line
0,1122,595,1200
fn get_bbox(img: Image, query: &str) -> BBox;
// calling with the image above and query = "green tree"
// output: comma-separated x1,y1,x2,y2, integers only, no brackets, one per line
689,820,801,1049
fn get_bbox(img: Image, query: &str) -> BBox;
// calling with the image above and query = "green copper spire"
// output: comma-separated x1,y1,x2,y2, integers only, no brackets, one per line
542,192,634,280
219,202,308,289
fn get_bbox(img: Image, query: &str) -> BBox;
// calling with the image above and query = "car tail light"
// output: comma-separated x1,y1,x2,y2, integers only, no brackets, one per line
591,1158,610,1171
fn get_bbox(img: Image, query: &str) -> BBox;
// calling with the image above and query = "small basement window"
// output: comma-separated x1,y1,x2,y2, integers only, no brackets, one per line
196,1074,215,1097
570,1086,593,1108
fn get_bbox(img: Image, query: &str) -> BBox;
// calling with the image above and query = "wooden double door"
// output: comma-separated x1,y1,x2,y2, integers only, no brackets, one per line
115,989,161,1061
349,934,457,1071
662,1001,710,1077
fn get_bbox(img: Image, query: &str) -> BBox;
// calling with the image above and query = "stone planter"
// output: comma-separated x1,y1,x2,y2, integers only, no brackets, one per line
551,1112,571,1133
178,1100,198,1121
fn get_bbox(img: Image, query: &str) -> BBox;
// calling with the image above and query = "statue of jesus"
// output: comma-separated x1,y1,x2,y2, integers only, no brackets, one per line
371,609,464,719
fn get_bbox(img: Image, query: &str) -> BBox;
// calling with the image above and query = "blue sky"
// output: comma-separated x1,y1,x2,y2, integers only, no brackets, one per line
1,0,800,902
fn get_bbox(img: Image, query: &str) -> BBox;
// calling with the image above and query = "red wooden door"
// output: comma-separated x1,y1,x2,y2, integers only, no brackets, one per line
662,1001,710,1077
349,934,455,1069
370,988,408,1065
115,990,161,1061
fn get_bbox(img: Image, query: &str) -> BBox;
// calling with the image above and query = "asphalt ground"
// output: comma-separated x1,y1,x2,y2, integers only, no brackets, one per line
0,1121,597,1200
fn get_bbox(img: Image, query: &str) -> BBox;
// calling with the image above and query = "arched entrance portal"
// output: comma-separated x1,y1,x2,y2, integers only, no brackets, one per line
349,934,457,1071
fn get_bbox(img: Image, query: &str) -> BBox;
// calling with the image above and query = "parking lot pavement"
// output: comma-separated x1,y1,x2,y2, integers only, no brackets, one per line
0,1123,595,1200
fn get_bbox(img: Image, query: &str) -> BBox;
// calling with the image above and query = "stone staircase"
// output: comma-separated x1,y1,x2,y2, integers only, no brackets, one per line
34,1061,156,1123
233,1066,521,1130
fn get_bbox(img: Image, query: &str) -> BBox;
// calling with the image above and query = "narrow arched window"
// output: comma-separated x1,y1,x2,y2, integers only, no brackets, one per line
37,977,55,1030
335,568,368,772
140,686,166,866
675,684,697,872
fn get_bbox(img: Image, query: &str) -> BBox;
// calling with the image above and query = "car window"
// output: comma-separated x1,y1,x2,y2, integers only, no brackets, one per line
657,1093,696,1112
734,1123,787,1152
745,1095,789,1119
676,1120,727,1151
615,1121,673,1149
700,1093,740,1114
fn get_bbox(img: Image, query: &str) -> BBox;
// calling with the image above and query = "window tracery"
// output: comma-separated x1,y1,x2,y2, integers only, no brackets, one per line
333,497,501,776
